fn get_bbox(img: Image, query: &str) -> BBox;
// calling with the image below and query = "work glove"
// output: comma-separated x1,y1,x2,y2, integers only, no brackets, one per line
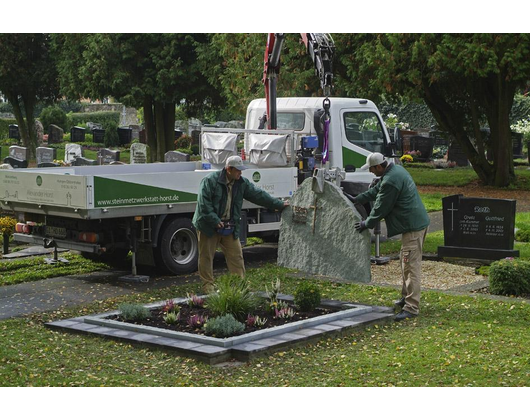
343,192,357,204
354,221,367,233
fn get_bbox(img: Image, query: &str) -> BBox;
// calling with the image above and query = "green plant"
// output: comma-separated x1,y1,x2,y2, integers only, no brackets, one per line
0,216,16,236
104,120,119,148
203,314,245,337
516,229,530,242
401,154,413,163
246,314,268,328
294,282,321,312
489,258,530,296
163,311,180,325
118,303,151,321
206,274,260,321
186,293,205,308
187,314,208,329
39,106,68,132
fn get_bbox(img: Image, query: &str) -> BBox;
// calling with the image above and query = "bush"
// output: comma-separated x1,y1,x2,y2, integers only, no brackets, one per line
104,120,119,148
294,282,321,312
39,106,68,132
515,229,530,242
206,274,260,321
489,259,530,296
118,303,151,321
203,314,245,338
69,111,120,129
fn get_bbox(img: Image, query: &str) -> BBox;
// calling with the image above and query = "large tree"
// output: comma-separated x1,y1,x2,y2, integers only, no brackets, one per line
198,33,323,116
0,34,59,157
54,34,218,161
335,33,530,187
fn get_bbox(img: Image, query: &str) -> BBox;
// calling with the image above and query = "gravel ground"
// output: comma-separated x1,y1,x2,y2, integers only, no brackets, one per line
370,259,486,290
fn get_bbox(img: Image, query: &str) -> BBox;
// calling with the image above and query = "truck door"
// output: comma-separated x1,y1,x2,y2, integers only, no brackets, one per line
340,110,388,170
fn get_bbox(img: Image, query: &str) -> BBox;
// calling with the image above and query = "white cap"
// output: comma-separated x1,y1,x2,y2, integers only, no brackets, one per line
226,155,247,170
361,152,386,170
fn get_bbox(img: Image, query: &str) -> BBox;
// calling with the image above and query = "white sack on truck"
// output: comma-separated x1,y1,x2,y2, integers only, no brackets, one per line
202,132,238,165
248,133,288,167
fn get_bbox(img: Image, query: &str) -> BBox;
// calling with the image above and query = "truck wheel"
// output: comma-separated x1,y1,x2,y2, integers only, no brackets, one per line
157,217,198,275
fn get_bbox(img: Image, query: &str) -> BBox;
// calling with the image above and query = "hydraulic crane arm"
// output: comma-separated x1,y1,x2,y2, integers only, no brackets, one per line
261,33,335,130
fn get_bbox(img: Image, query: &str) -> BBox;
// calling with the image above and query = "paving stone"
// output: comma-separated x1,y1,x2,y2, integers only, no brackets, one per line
45,297,393,364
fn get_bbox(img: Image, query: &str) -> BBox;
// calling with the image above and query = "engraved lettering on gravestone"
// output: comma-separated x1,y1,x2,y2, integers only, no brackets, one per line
292,206,308,223
64,143,82,164
99,149,120,165
9,146,27,161
36,147,56,165
130,143,147,164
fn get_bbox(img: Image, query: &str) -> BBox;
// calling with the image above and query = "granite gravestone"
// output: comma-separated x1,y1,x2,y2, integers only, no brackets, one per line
438,194,519,260
8,124,20,140
70,126,86,142
92,128,105,144
48,124,64,144
165,150,189,162
118,127,133,146
130,143,147,164
64,143,82,165
278,177,371,283
99,148,120,165
3,146,28,168
36,147,58,167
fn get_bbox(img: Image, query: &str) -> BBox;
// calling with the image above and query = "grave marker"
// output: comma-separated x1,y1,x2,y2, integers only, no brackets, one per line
164,150,189,162
36,147,58,167
64,143,82,164
130,143,147,164
438,194,519,260
48,124,64,144
99,148,120,165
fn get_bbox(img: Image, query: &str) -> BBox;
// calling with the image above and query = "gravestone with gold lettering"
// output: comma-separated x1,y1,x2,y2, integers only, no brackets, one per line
438,194,519,260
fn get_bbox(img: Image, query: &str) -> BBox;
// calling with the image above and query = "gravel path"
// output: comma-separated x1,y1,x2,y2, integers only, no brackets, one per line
370,259,486,291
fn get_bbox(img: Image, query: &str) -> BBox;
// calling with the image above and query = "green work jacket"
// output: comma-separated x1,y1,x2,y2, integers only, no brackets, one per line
355,163,430,238
192,169,285,238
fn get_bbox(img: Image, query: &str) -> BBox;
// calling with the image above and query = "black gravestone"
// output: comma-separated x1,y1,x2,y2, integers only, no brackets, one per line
409,136,434,160
438,194,519,260
117,127,132,146
512,132,524,159
8,124,20,140
92,128,105,144
447,141,469,167
70,126,86,142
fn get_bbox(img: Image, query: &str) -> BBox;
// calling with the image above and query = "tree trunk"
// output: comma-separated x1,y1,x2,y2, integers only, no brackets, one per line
164,102,176,153
154,101,166,162
5,92,38,160
152,101,176,162
143,96,157,162
23,96,37,159
481,76,516,187
422,83,496,184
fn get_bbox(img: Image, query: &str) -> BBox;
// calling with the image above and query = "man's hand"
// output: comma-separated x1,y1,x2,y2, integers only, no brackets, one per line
216,221,224,229
283,200,290,207
354,221,367,233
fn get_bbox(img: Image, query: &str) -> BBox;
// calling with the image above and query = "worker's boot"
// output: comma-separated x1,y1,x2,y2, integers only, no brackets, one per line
393,297,405,312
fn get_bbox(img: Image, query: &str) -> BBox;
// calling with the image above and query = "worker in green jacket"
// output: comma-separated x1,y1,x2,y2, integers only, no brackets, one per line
192,155,288,292
353,152,430,321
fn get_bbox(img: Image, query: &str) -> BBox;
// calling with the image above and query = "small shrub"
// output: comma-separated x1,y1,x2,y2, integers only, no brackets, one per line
206,274,260,321
163,311,180,325
40,106,68,132
203,314,245,337
489,259,530,296
186,293,205,308
246,314,267,328
515,229,530,243
274,307,296,319
118,303,151,321
0,216,17,236
104,120,119,148
294,283,322,312
188,314,208,329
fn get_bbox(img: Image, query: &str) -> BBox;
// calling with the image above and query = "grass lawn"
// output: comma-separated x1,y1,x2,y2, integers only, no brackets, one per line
0,253,110,286
1,265,530,386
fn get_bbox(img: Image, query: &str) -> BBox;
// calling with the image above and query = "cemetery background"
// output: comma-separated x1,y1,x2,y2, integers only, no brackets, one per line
1,162,530,387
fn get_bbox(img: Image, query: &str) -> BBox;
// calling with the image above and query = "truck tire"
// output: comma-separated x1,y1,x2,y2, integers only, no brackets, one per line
156,217,198,275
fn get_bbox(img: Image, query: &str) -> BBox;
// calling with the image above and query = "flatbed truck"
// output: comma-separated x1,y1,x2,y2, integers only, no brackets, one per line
1,97,399,274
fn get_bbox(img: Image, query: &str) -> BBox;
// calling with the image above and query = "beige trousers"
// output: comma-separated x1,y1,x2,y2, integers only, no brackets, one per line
400,228,428,315
197,230,245,292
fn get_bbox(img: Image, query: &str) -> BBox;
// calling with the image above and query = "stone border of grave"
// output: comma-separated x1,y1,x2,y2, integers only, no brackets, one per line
46,294,394,365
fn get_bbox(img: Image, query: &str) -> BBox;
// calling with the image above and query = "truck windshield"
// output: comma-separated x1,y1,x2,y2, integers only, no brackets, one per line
343,112,385,153
277,113,305,130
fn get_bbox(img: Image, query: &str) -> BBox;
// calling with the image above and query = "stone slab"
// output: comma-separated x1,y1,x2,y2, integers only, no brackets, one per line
278,178,371,283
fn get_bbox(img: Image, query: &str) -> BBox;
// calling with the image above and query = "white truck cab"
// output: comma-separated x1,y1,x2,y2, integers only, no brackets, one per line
246,97,395,183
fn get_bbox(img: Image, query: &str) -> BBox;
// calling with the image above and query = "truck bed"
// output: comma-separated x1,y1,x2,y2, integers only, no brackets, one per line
0,162,297,219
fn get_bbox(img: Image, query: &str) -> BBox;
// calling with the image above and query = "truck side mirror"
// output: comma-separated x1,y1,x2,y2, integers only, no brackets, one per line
345,164,356,172
391,126,403,156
